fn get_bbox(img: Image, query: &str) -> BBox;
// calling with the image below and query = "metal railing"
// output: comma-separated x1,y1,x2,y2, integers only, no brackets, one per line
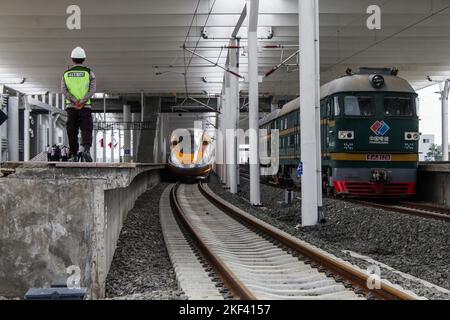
93,121,156,131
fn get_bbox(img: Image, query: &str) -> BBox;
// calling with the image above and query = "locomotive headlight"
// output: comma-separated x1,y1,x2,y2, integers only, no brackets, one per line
338,131,354,140
405,132,420,141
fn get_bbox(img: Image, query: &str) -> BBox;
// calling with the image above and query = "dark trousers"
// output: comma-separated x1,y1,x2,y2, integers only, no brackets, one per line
66,108,93,156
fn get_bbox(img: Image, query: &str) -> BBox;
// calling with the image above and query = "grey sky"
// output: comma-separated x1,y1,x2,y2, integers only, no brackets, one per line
418,83,444,144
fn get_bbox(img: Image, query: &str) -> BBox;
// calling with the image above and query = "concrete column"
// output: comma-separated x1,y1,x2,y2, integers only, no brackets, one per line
227,41,239,194
441,80,449,161
123,104,131,162
7,96,19,161
55,94,59,109
23,96,30,161
247,0,261,205
299,0,322,226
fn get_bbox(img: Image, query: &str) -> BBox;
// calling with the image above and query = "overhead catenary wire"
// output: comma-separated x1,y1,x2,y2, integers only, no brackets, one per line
183,47,244,79
181,0,217,98
326,3,450,70
264,50,300,77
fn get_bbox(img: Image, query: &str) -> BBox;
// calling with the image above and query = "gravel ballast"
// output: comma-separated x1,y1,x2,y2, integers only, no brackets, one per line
105,183,185,300
209,174,450,300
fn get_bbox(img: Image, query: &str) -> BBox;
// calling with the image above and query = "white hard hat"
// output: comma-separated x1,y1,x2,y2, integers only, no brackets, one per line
71,47,86,59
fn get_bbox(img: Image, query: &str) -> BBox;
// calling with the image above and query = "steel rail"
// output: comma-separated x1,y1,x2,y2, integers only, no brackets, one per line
198,182,419,300
349,199,450,223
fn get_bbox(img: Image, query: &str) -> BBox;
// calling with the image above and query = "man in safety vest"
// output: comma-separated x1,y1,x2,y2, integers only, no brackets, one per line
61,46,96,162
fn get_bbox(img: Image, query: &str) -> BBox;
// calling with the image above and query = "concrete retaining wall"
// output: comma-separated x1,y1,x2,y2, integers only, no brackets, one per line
0,162,163,299
417,163,450,206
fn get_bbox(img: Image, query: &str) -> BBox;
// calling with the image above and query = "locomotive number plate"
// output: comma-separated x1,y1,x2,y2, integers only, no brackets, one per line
366,154,392,161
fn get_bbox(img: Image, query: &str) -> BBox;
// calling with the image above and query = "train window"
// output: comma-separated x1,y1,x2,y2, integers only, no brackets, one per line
334,96,340,116
290,135,295,146
326,101,332,118
344,96,374,116
416,97,420,115
383,96,415,116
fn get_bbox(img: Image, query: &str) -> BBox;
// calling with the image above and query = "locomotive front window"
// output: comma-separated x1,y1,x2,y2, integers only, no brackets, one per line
343,96,374,116
383,96,415,116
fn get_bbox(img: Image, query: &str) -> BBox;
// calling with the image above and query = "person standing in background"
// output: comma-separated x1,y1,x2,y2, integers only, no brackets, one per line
61,46,96,162
46,145,51,161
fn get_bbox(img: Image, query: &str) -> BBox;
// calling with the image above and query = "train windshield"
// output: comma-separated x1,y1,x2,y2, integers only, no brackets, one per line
383,96,415,116
343,96,375,116
174,130,202,153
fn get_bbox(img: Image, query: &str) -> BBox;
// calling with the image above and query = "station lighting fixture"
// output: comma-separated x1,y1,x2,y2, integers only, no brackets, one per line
370,74,385,89
338,131,355,140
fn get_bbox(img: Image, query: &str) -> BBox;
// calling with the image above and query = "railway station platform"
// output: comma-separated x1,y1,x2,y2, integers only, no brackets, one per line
418,163,450,206
0,162,164,299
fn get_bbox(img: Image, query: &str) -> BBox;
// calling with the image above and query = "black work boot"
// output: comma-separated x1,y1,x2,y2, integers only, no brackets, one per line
82,146,93,163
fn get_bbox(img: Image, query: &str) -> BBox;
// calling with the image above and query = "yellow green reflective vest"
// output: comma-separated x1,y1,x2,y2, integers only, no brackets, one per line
63,66,92,105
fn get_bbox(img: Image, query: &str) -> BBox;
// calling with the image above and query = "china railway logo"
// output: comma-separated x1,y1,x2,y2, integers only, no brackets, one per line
370,121,390,136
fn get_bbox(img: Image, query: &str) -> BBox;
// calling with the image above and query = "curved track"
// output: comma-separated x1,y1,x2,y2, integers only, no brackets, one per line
167,182,419,300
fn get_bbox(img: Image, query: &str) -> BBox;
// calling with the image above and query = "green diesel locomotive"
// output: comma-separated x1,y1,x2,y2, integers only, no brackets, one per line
260,68,419,197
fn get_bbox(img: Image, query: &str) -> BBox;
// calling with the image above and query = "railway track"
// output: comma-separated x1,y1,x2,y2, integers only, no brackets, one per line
241,171,450,223
165,181,419,300
348,199,450,223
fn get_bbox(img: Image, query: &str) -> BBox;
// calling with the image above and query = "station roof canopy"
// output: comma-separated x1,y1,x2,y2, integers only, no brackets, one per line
1,0,450,96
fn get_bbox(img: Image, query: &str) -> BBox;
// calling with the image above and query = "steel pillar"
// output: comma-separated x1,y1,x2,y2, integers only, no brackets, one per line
227,41,239,194
23,96,30,161
141,91,145,122
123,104,131,162
442,80,449,161
299,0,322,226
48,111,54,147
102,93,107,162
247,0,261,205
216,97,224,181
110,129,114,163
93,129,97,162
7,96,19,161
